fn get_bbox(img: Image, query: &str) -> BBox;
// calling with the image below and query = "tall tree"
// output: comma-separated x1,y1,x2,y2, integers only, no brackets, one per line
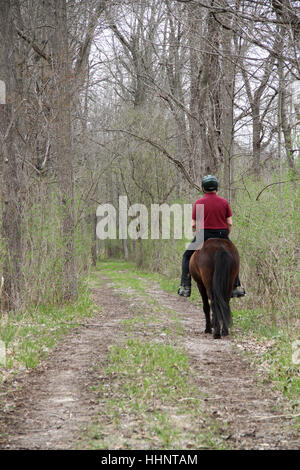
0,0,23,312
50,0,77,300
220,9,235,201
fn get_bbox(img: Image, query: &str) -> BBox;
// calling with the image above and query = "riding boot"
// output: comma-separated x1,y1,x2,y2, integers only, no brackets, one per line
178,270,191,297
178,246,194,297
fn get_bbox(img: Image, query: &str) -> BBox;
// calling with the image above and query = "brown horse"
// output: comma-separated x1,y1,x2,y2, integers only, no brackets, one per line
189,238,240,339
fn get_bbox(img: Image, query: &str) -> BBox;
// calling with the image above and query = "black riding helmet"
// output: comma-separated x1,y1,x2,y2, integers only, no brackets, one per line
201,175,218,192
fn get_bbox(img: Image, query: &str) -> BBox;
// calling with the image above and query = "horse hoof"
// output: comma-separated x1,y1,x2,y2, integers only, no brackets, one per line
205,328,212,334
213,333,221,339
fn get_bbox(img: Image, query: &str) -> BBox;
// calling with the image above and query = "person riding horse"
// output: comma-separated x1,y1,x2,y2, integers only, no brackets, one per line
178,175,245,299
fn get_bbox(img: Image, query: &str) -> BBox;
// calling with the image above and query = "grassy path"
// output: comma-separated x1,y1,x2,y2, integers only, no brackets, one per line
0,259,299,450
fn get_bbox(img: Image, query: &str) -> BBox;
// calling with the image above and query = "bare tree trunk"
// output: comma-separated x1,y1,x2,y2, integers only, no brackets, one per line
278,58,295,171
252,102,262,175
51,0,77,300
91,213,98,267
187,6,222,176
221,20,235,202
122,238,128,260
187,3,201,180
0,0,23,312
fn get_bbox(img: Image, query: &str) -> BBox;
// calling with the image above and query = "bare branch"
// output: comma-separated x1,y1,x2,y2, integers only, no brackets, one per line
256,178,300,200
16,27,52,64
101,127,202,192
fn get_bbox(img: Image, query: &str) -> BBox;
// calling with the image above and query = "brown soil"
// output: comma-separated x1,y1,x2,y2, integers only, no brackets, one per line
0,275,299,450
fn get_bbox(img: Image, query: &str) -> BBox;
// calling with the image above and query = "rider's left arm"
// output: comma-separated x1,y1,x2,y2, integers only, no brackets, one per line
226,217,232,234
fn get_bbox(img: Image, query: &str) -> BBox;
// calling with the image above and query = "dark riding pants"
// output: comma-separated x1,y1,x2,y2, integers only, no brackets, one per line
180,229,241,288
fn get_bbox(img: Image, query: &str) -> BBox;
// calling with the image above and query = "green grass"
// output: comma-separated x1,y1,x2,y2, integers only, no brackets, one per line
82,338,228,450
96,259,161,294
0,279,96,373
232,308,300,403
97,259,185,338
264,337,300,401
122,313,160,331
106,339,190,401
97,258,202,303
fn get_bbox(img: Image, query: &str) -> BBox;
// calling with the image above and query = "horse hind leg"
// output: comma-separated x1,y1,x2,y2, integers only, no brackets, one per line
197,282,212,334
211,302,221,339
221,303,231,337
222,324,229,336
211,298,231,338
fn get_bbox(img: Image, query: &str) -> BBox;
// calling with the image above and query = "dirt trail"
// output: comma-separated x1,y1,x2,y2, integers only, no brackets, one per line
0,275,299,450
0,285,132,450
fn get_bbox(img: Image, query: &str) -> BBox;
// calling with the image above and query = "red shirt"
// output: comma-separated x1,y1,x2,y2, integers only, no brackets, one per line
192,193,232,230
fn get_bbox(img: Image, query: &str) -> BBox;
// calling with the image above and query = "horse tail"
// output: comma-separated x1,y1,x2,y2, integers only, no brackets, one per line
211,249,233,330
